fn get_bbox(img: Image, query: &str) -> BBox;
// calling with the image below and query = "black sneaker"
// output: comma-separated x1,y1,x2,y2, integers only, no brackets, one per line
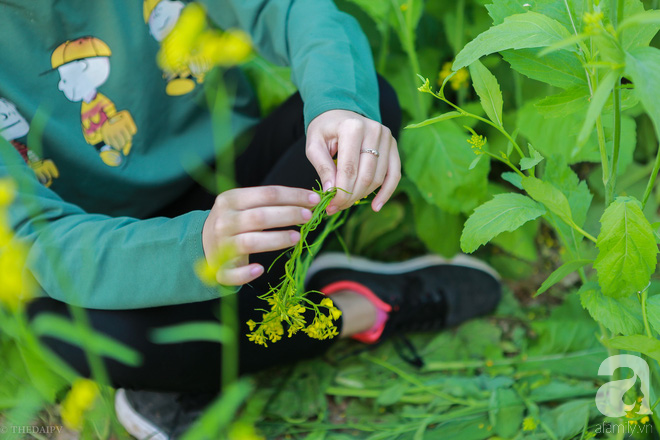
305,252,501,343
115,388,212,439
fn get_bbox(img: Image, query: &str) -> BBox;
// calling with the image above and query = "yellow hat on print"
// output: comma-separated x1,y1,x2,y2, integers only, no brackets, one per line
143,0,164,22
51,37,112,69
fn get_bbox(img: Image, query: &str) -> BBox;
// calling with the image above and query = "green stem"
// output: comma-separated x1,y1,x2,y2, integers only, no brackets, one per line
392,0,425,119
596,117,611,204
220,291,238,389
570,220,598,243
641,284,653,338
641,142,660,210
606,78,622,204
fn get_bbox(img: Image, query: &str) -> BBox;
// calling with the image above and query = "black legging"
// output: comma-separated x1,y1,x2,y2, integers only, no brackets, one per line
27,76,401,392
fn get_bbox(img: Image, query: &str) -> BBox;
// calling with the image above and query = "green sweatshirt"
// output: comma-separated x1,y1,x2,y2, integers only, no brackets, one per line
0,0,380,309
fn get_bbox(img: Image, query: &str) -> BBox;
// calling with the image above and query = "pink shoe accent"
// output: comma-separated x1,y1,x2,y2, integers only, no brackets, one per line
321,280,391,344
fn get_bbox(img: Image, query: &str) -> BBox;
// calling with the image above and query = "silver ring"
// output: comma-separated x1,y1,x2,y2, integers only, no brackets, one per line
360,148,379,157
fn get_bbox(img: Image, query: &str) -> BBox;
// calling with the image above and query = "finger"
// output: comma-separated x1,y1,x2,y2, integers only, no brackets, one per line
222,186,321,210
230,206,312,234
372,140,401,212
305,138,337,192
352,133,390,206
366,137,392,195
233,230,301,255
328,119,364,213
217,263,264,286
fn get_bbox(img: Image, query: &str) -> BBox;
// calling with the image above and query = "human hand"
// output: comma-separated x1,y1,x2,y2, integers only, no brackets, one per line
306,110,400,215
202,185,321,285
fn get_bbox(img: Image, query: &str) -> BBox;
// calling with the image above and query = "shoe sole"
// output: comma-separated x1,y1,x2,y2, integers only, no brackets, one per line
306,252,500,282
115,389,169,440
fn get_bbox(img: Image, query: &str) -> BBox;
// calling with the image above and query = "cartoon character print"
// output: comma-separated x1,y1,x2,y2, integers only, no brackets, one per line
0,98,59,187
144,0,212,96
51,37,137,167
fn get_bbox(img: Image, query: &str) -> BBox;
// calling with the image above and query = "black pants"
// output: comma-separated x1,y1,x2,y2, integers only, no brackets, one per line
27,77,401,393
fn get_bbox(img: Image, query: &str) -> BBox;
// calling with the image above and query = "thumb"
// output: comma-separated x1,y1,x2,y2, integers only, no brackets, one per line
306,139,337,191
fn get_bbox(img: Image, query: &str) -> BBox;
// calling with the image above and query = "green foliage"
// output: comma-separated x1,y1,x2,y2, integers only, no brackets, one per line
453,12,573,70
400,120,489,214
579,282,645,335
594,196,657,298
468,60,503,126
460,193,545,253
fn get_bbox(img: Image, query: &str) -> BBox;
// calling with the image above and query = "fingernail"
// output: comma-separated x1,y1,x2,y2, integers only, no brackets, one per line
302,208,312,221
323,181,332,192
327,206,337,215
309,193,321,204
250,265,263,277
374,202,383,212
290,231,301,242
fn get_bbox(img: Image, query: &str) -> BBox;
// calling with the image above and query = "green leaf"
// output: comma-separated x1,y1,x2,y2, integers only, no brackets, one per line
489,388,524,438
401,120,489,214
492,220,539,262
535,87,590,118
486,0,586,32
577,70,619,145
409,186,463,257
522,176,574,225
625,47,660,138
594,196,658,298
579,282,644,335
501,49,587,89
405,111,462,129
354,202,405,253
150,322,233,344
614,0,660,50
645,295,660,336
501,171,523,189
453,12,573,70
541,400,592,440
460,193,546,253
468,60,504,126
535,259,592,296
519,144,544,170
607,335,660,362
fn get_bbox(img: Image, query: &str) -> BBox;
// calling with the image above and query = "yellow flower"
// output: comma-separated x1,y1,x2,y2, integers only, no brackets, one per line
246,320,256,331
0,239,35,311
60,379,99,430
438,62,469,91
330,307,342,320
158,3,251,74
467,134,486,155
641,416,650,424
522,417,537,431
247,331,268,347
583,10,604,32
320,297,334,308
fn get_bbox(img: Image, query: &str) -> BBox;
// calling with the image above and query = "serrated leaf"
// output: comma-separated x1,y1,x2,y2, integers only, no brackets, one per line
542,156,593,256
453,12,573,70
535,87,590,118
486,0,585,32
460,193,546,253
577,70,619,145
607,335,660,362
579,282,644,335
625,47,660,138
406,111,462,129
501,49,587,89
519,144,544,170
536,259,592,296
645,295,660,336
469,60,504,126
401,120,489,214
594,196,658,298
522,176,574,225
